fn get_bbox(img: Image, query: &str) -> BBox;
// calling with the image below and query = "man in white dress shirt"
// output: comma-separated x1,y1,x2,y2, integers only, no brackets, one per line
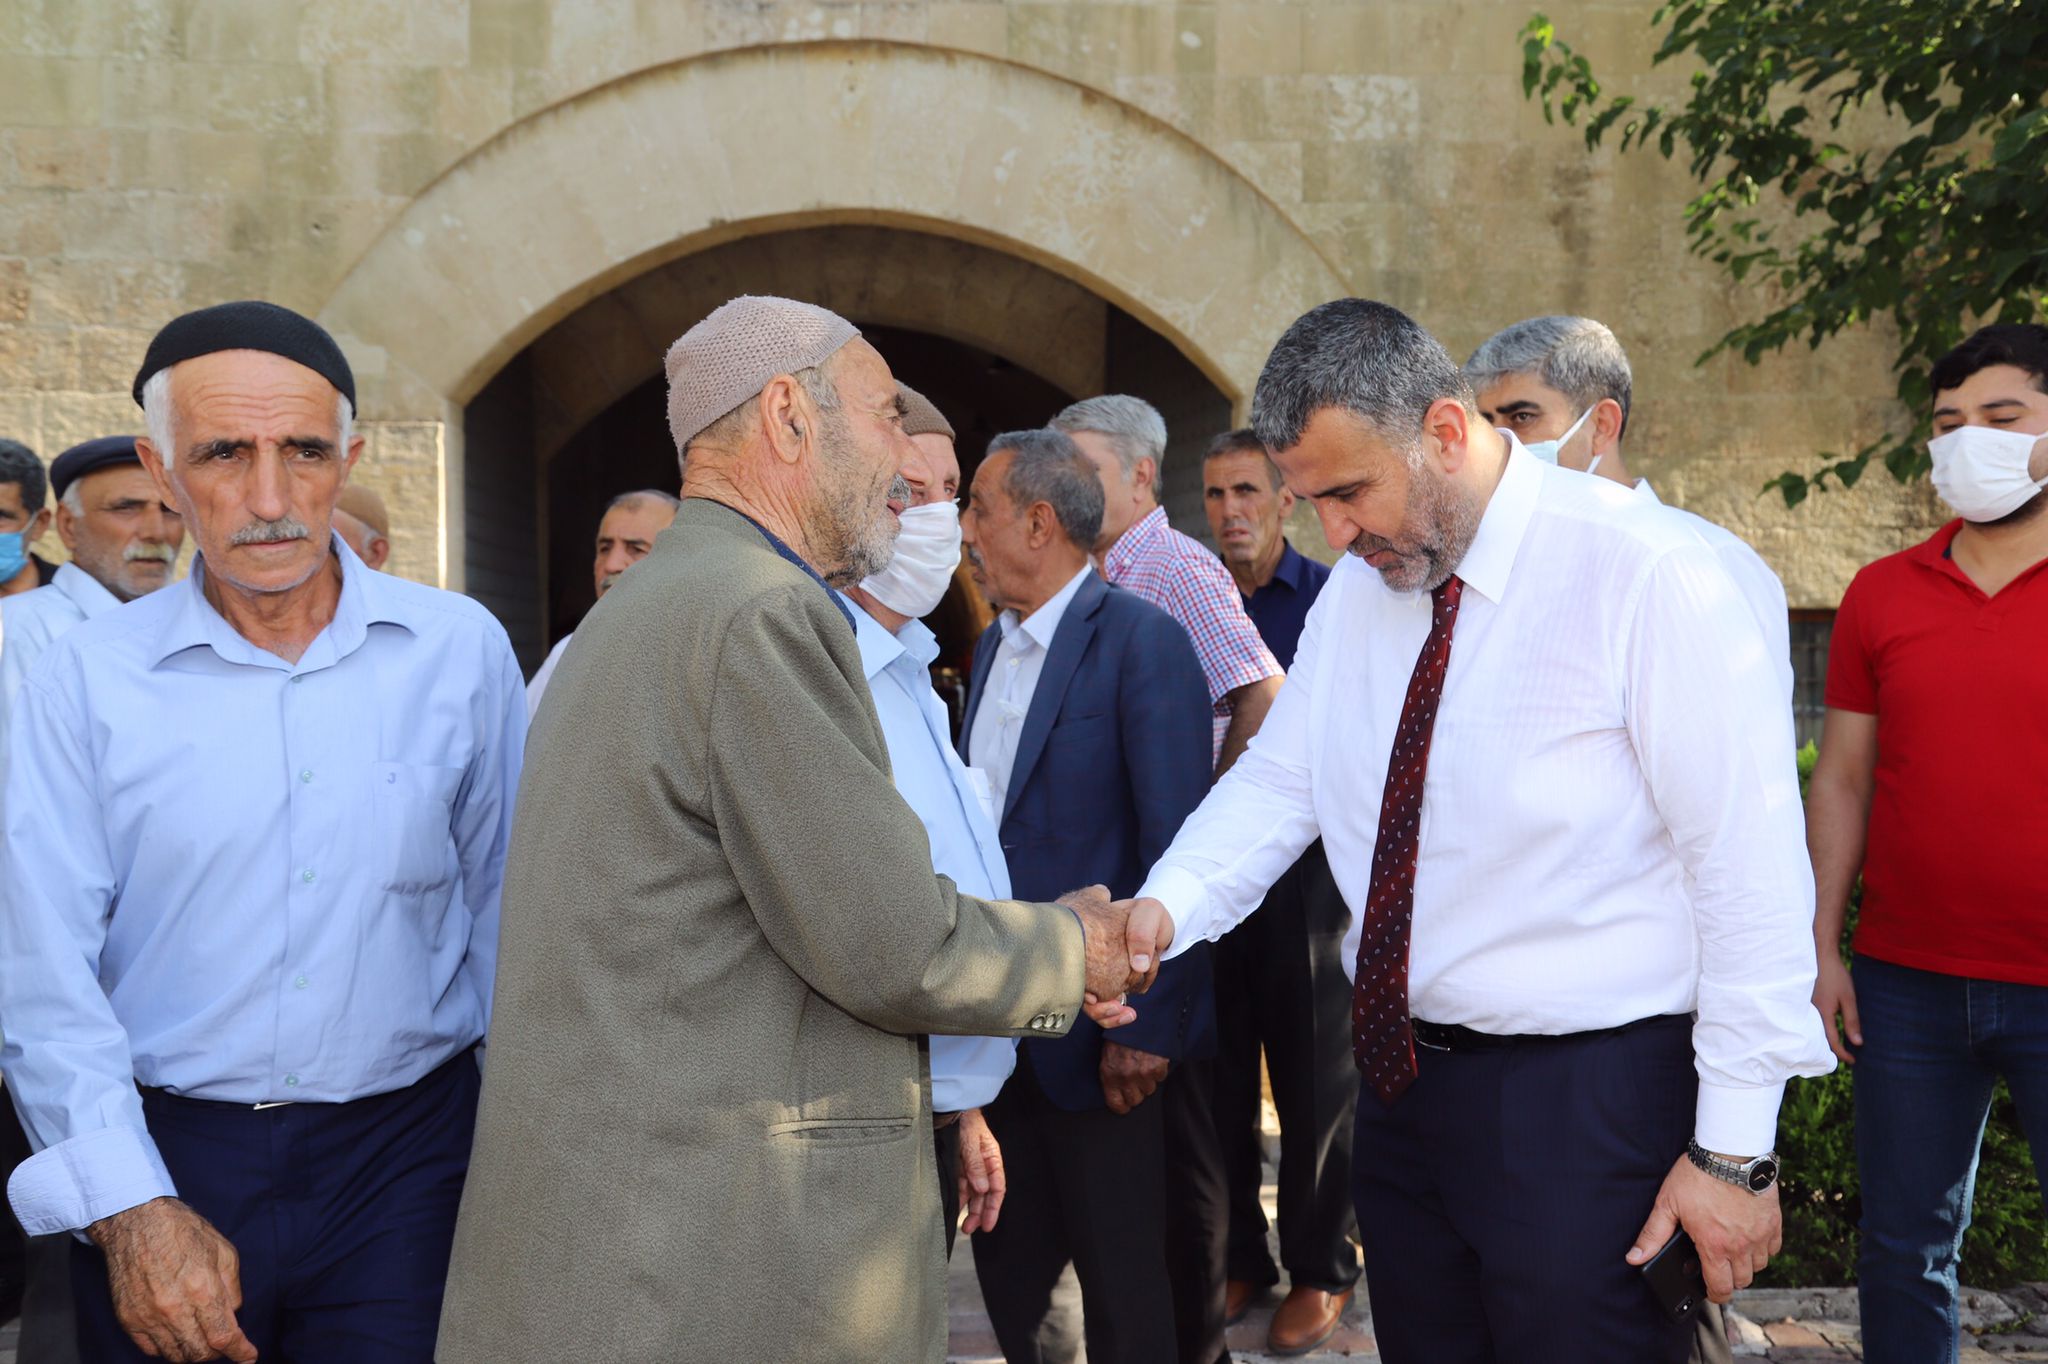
1119,299,1833,1364
1465,314,1793,703
525,488,679,716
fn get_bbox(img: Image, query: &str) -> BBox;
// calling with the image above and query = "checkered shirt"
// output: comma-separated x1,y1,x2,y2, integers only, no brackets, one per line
1100,507,1283,759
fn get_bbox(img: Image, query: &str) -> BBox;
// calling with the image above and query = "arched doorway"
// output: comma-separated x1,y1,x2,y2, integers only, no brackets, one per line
317,38,1352,617
462,224,1232,671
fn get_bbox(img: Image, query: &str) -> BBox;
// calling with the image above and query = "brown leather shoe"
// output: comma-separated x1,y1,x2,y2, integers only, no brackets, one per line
1223,1278,1264,1326
1267,1285,1352,1356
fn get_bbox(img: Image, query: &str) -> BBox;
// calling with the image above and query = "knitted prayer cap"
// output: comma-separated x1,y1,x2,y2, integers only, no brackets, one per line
132,300,355,409
664,295,861,451
898,384,956,441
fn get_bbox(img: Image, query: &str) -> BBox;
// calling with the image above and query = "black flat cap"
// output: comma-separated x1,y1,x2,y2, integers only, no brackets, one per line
132,300,355,409
51,436,144,501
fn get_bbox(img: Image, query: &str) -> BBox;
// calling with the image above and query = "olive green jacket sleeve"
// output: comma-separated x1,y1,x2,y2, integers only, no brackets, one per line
709,582,1086,1037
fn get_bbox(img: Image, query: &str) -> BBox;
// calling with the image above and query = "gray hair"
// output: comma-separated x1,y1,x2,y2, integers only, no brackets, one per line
1202,428,1283,489
1049,394,1167,499
140,366,355,467
988,428,1104,550
60,480,85,516
1250,299,1473,463
0,438,46,513
606,488,682,515
1463,315,1633,437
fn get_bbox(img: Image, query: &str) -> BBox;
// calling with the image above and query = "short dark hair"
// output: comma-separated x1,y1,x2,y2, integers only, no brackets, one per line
1202,428,1283,489
1930,324,2048,399
1250,299,1472,455
986,428,1104,549
0,439,45,513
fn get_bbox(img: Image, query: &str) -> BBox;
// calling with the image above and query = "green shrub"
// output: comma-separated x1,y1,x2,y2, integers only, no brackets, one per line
1763,745,2048,1288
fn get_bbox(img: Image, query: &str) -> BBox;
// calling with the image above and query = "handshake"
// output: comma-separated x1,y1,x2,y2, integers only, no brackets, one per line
1055,886,1176,1029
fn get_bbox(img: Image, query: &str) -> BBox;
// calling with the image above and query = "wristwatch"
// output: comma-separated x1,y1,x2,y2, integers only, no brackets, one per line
1687,1139,1780,1194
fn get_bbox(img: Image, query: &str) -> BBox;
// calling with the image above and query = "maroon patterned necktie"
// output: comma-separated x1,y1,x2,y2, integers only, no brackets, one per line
1353,575,1464,1105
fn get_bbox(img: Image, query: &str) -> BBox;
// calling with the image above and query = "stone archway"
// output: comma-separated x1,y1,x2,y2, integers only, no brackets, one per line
317,38,1352,591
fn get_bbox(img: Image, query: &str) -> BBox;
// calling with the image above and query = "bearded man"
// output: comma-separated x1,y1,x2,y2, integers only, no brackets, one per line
438,297,1149,1364
1118,299,1832,1364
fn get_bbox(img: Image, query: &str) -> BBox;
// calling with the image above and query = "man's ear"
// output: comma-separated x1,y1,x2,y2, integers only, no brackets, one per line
53,501,77,552
1025,500,1057,549
1421,397,1473,473
1276,484,1296,516
136,437,179,510
25,505,50,545
1133,457,1158,500
760,375,811,467
1591,397,1627,456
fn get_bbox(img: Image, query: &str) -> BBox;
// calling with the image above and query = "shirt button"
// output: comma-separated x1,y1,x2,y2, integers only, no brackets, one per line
299,770,314,783
290,675,303,685
301,868,316,883
384,772,396,784
293,975,308,990
284,1074,300,1087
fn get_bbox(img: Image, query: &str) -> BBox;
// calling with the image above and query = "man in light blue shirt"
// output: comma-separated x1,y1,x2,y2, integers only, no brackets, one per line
0,302,525,1363
841,384,1018,1248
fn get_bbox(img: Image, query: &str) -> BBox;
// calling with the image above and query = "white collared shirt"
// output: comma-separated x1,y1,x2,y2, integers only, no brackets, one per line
1635,479,1794,704
966,562,1094,814
1140,439,1833,1155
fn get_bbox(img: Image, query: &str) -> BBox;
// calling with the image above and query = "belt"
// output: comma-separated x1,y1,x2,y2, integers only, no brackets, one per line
1409,1013,1689,1054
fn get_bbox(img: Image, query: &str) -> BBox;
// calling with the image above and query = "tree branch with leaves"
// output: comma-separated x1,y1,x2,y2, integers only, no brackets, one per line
1520,0,2047,505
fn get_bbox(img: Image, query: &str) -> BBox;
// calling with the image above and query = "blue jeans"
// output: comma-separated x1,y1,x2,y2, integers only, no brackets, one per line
1853,954,2048,1364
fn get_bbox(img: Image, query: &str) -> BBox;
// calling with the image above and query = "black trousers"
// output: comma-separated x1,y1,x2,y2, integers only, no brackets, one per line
972,1051,1176,1364
1352,1014,1696,1364
0,1097,80,1364
73,1051,479,1362
1213,840,1361,1292
1163,1057,1229,1364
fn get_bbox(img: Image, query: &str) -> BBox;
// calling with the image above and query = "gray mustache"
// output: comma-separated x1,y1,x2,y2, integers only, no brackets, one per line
123,543,175,564
229,517,310,547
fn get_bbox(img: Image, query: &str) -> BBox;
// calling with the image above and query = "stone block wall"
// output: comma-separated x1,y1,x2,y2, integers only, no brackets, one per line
0,0,1945,605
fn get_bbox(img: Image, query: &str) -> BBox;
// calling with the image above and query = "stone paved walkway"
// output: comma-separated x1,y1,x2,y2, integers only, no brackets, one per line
944,1187,2048,1363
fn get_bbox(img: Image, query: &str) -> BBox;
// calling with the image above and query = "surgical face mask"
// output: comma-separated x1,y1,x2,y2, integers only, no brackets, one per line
860,500,961,617
1928,424,2048,523
0,531,25,582
1522,405,1594,468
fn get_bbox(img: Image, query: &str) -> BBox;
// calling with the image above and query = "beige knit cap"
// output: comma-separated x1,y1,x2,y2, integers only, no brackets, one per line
898,384,956,441
664,295,861,451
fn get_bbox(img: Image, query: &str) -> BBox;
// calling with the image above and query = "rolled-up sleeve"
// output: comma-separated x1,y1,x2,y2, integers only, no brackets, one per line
0,669,176,1234
1622,544,1835,1155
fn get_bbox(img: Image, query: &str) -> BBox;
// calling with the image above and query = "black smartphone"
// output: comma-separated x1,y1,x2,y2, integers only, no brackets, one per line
1639,1228,1707,1323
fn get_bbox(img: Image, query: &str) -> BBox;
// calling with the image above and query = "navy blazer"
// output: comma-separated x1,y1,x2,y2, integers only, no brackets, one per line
962,571,1216,1112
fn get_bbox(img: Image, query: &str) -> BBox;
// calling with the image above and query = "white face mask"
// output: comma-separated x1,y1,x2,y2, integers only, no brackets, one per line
860,500,962,617
1928,425,2048,523
1521,405,1594,468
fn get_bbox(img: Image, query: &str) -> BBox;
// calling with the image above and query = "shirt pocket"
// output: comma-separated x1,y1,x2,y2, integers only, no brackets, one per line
371,761,464,895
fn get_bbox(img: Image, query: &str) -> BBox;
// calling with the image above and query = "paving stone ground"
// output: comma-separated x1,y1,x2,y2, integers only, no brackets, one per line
945,1192,2048,1363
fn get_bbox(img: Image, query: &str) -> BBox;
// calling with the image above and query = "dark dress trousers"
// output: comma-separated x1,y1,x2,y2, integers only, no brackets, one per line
962,573,1215,1364
1215,544,1361,1295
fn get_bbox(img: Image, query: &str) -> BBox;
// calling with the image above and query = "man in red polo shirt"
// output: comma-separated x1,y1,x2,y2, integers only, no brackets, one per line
1808,323,2048,1364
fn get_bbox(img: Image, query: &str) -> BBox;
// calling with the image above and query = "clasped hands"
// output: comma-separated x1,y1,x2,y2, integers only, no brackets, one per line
1054,888,1176,1029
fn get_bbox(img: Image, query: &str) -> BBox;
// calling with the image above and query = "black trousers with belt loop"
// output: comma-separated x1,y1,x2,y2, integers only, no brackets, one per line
1351,1013,1697,1364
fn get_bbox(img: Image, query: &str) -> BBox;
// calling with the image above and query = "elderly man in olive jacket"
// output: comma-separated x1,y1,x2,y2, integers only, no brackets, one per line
437,297,1149,1364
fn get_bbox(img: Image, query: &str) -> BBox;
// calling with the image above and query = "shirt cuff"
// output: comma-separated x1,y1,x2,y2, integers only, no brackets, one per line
1694,1080,1787,1159
7,1124,178,1237
1136,864,1210,962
